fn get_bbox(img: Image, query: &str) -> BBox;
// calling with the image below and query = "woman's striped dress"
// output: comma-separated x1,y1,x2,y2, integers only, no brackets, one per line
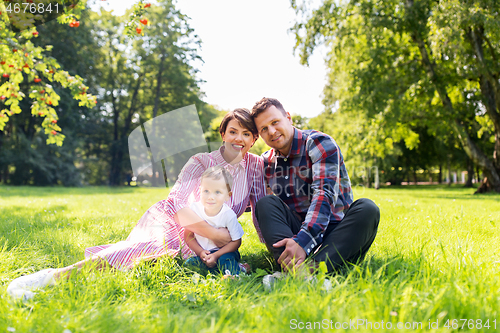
84,149,266,271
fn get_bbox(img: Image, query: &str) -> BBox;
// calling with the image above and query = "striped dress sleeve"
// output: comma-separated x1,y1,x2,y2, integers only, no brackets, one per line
164,154,208,216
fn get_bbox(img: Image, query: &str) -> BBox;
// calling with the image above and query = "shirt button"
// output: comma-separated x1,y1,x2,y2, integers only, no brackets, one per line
284,158,287,162
286,194,290,197
285,176,289,180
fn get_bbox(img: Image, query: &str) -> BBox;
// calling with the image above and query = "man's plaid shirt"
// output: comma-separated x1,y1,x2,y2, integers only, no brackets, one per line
262,128,353,256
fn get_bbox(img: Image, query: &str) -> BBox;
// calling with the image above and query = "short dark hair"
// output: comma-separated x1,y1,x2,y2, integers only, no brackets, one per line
201,166,233,192
219,108,258,139
251,97,287,118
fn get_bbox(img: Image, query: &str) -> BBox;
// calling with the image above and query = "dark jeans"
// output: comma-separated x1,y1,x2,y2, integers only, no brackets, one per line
255,195,380,273
184,249,241,275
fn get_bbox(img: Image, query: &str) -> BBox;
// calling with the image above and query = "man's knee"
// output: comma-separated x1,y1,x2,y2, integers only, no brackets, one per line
358,198,380,216
353,198,380,226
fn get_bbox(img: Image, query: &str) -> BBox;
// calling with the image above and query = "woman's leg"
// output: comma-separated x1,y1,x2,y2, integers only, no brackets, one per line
53,255,111,281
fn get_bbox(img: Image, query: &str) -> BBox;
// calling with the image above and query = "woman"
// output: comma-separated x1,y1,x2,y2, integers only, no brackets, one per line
7,108,266,299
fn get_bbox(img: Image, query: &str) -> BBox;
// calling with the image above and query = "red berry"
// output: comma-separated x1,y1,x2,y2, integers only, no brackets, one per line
12,49,17,53
51,119,57,124
40,90,45,94
8,65,13,68
0,114,4,117
49,70,54,74
47,101,52,105
0,61,5,65
2,73,9,78
38,111,43,116
11,93,16,97
51,130,57,135
34,78,41,83
69,22,74,28
33,32,38,36
144,3,151,8
136,27,142,34
140,18,148,25
94,100,97,104
0,96,5,100
23,64,29,68
40,97,45,101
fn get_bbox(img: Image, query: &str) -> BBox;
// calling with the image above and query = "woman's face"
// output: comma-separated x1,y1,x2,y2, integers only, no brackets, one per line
221,119,256,160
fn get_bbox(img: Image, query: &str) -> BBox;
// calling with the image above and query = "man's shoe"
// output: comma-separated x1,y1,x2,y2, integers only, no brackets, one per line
262,271,285,291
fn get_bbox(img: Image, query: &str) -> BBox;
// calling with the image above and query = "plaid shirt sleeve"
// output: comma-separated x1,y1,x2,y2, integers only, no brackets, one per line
292,133,340,256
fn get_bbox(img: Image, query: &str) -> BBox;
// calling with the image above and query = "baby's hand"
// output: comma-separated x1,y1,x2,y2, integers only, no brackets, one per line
204,253,218,268
199,250,211,262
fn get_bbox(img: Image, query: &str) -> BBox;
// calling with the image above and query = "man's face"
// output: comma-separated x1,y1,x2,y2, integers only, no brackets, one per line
254,105,294,156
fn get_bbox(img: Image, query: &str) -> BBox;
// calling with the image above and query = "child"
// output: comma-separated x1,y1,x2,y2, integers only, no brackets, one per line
184,166,245,275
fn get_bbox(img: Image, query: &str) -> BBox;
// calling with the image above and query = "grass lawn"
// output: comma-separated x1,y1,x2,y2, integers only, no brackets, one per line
1,185,499,332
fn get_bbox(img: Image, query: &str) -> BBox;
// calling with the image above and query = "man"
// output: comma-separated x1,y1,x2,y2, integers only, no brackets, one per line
251,97,380,274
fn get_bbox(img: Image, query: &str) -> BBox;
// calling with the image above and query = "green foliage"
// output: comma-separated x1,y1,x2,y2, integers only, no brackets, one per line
291,0,500,187
0,1,219,186
1,186,499,331
0,0,97,145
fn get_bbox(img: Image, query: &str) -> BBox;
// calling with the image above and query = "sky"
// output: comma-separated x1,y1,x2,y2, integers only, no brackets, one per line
88,0,328,118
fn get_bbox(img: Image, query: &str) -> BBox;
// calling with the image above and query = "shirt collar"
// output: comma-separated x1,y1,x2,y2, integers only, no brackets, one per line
275,127,304,158
213,145,247,171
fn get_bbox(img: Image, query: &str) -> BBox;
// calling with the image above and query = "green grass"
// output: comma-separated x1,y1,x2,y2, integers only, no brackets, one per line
1,185,499,332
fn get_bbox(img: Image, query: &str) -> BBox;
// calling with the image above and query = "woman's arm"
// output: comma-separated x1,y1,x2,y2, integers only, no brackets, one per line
174,207,231,248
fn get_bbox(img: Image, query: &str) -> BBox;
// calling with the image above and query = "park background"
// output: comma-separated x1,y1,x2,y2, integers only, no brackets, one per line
1,0,500,332
1,0,499,191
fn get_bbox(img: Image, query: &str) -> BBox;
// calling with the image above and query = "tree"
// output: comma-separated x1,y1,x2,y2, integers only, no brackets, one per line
291,0,500,192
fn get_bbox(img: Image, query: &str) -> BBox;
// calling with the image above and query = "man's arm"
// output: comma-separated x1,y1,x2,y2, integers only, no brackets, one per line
174,207,231,248
279,134,346,271
292,134,342,256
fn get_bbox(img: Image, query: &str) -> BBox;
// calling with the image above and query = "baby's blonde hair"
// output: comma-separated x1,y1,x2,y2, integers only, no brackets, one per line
201,166,233,193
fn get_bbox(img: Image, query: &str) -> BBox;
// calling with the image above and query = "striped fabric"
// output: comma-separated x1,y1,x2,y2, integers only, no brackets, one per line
262,128,353,256
85,147,266,271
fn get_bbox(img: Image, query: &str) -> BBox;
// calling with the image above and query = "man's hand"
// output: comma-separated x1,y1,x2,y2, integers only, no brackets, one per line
273,238,307,272
204,252,218,268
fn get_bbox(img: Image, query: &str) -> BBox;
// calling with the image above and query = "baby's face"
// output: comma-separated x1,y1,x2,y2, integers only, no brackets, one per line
199,177,231,214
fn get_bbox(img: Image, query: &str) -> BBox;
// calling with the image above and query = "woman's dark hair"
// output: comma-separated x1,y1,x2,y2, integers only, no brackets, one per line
219,108,258,138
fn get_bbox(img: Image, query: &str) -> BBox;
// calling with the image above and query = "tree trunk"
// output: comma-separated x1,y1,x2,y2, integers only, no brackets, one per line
447,156,451,186
465,158,473,187
406,0,500,192
151,52,166,187
438,164,442,184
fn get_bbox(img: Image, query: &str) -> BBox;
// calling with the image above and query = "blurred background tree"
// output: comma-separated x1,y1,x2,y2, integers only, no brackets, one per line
291,0,500,192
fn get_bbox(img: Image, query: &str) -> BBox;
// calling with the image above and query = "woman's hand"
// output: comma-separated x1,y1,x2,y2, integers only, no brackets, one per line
211,228,231,248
